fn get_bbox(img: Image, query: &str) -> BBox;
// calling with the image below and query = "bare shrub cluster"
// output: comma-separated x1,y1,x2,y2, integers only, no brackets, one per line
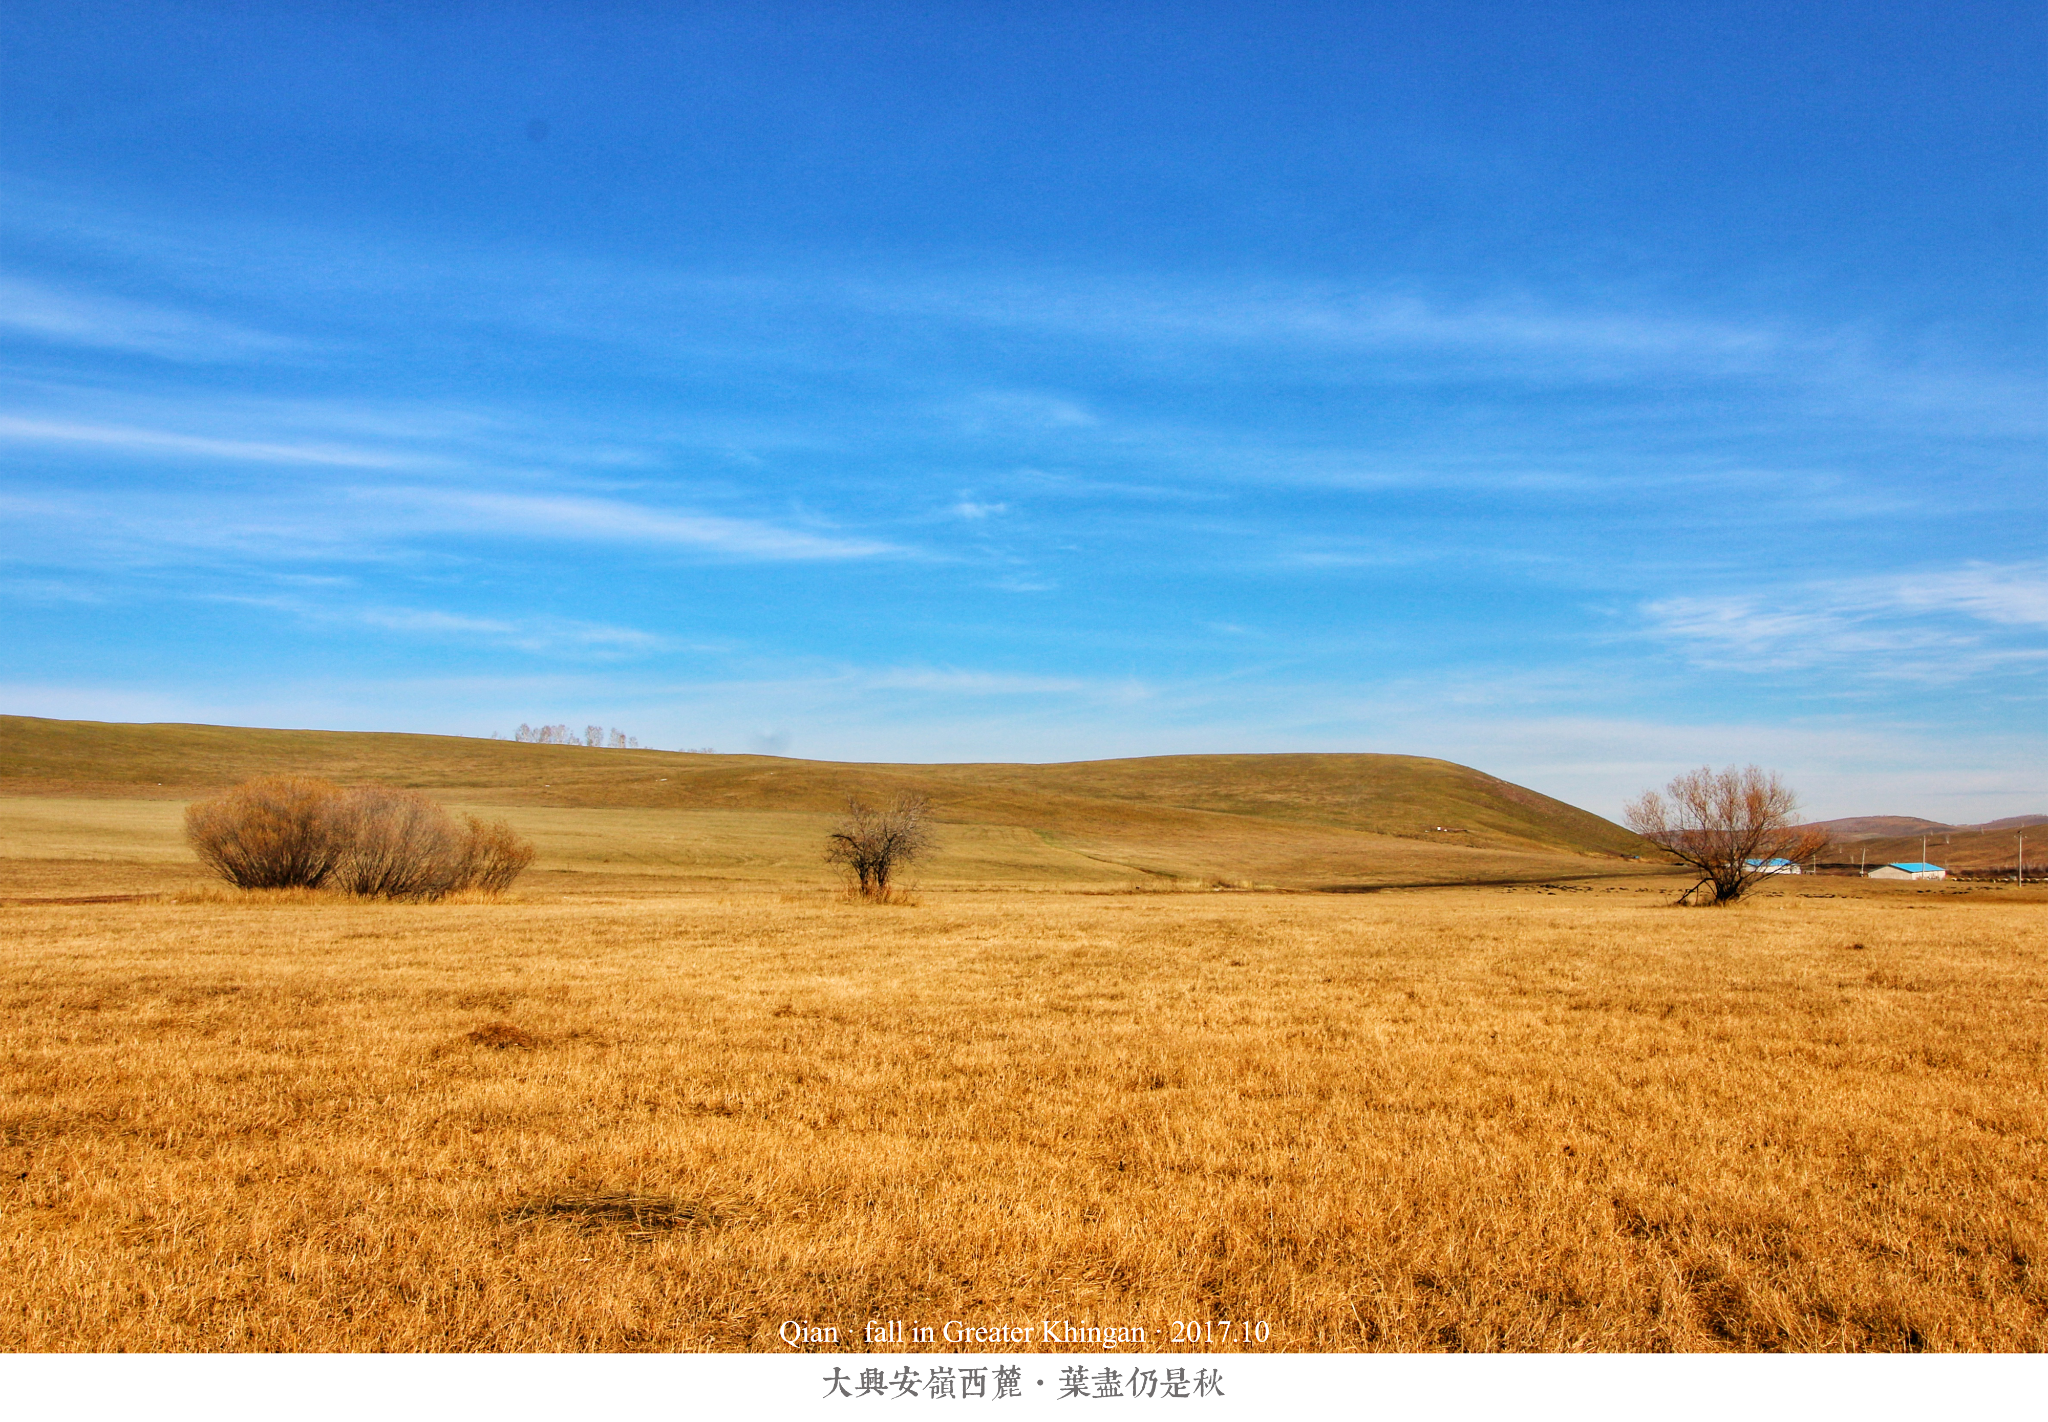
181,776,348,890
510,723,642,748
184,777,534,899
825,793,932,899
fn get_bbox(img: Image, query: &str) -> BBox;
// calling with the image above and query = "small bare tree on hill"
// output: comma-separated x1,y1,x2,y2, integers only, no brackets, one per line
1624,764,1830,905
825,793,932,899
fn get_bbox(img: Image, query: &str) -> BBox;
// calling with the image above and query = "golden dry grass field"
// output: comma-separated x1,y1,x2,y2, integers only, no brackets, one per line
2,718,2041,1353
3,867,2043,1353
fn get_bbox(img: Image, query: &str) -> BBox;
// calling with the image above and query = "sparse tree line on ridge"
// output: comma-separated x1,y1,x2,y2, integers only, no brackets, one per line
491,724,717,752
502,724,644,748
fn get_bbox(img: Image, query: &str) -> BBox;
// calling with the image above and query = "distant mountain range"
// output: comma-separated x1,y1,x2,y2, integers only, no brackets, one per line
1801,814,2046,875
1804,816,1947,838
1806,814,2048,840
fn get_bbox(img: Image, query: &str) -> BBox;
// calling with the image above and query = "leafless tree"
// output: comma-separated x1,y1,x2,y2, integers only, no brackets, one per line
1623,765,1830,904
825,793,933,898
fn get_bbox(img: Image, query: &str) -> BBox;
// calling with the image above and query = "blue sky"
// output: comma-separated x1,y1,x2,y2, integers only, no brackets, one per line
2,1,2042,821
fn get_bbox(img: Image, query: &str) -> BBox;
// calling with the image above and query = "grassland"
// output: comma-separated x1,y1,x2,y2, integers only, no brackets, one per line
2,869,2043,1352
3,716,2040,1353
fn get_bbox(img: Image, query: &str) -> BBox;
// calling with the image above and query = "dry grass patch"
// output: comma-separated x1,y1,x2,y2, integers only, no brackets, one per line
509,1192,744,1236
464,1021,542,1050
0,882,2042,1351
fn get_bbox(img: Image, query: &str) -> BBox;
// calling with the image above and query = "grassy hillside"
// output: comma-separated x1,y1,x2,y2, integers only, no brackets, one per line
1807,816,1948,839
0,715,1652,890
1802,812,2048,878
1829,824,2040,877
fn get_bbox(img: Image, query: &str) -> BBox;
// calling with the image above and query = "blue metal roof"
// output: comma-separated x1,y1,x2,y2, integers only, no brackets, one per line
1886,862,1943,872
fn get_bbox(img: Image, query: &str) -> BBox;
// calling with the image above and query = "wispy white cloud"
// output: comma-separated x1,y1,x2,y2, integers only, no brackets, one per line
0,414,422,469
368,489,900,561
859,667,1104,696
900,281,1793,374
0,276,302,361
207,593,669,657
8,196,1803,384
1876,563,2048,629
355,606,666,654
1642,562,2048,681
12,186,2043,444
1644,598,1921,664
0,575,110,605
0,406,902,564
1277,543,1445,570
952,389,1099,432
353,607,521,636
0,481,900,574
824,277,2046,435
0,491,76,519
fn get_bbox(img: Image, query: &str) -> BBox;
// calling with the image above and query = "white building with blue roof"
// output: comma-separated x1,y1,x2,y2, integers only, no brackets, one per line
1868,862,1946,881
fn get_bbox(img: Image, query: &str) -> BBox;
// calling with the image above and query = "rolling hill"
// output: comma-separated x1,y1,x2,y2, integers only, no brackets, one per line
1804,816,1950,839
1820,825,2042,877
0,714,1656,890
1805,813,2047,876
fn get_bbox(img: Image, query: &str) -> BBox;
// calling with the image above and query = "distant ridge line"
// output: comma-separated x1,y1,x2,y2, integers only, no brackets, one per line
1807,813,2048,839
0,713,1649,869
